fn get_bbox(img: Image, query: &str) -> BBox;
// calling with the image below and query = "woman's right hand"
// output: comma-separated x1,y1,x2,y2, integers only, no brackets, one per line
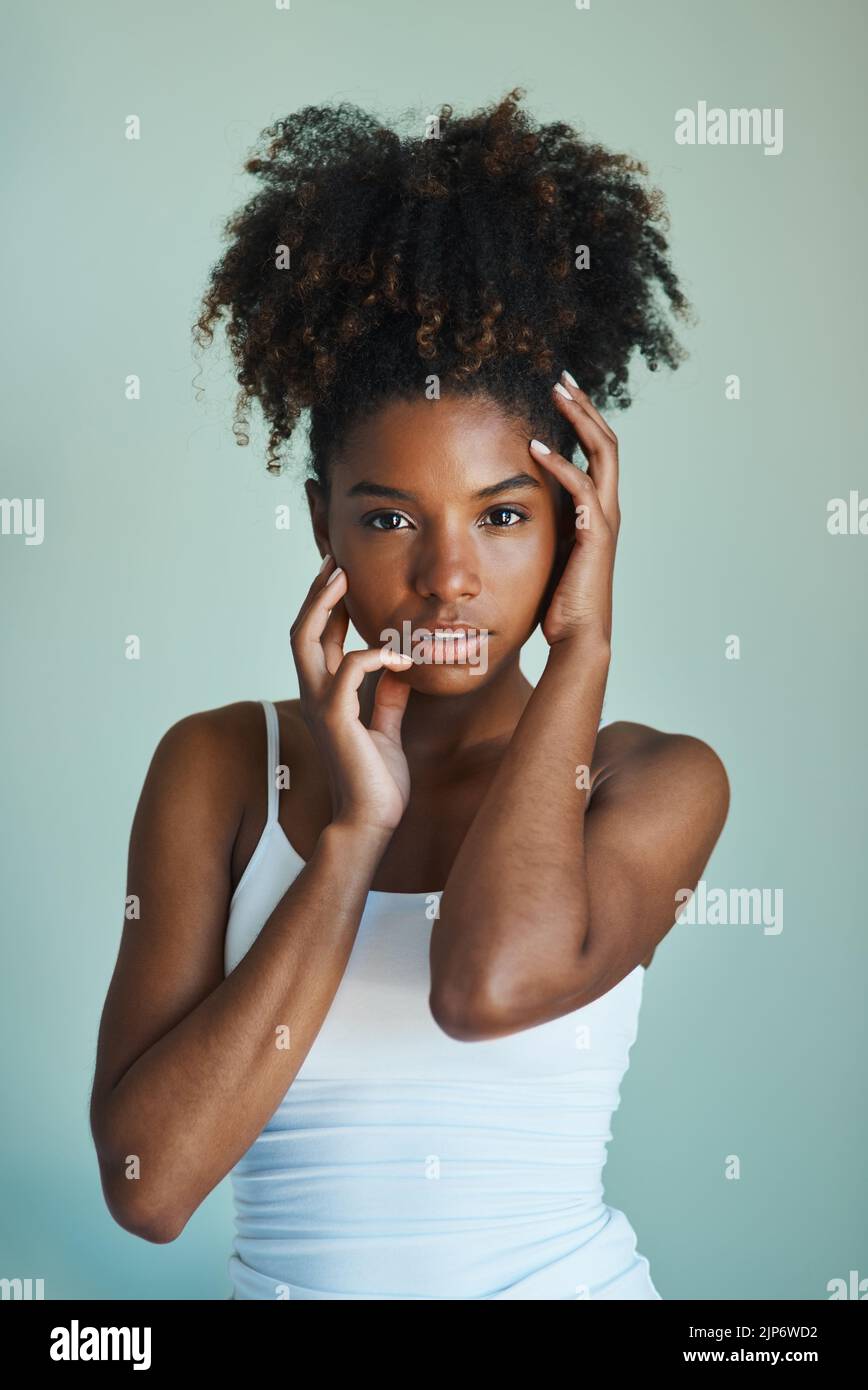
289,553,414,835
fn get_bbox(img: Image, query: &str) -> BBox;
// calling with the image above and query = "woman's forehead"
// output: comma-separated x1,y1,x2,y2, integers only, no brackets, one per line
335,393,533,469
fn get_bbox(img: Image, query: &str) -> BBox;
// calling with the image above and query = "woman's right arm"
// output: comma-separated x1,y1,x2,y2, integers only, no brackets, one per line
91,553,413,1244
89,707,392,1245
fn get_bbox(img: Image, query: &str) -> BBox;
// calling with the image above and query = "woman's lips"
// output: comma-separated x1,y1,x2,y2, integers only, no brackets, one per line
411,628,489,663
376,620,492,667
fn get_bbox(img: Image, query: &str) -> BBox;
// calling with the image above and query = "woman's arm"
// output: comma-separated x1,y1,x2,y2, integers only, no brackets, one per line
429,640,729,1038
89,707,390,1243
430,375,730,1038
430,633,608,1032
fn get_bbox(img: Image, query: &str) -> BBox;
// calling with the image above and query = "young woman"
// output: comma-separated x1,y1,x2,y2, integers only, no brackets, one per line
90,89,729,1300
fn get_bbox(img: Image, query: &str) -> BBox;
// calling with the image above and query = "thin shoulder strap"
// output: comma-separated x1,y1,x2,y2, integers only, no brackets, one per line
259,699,280,827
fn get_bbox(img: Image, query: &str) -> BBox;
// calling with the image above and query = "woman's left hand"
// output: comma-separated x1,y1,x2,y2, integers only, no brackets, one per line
529,372,621,648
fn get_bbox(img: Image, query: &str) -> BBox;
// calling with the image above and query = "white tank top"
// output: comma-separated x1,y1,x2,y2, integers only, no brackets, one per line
223,698,660,1300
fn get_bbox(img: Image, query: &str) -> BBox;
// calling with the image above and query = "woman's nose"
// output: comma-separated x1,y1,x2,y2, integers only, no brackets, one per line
411,537,481,603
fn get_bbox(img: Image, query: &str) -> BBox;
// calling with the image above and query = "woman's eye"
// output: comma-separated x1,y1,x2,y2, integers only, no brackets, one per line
483,506,528,528
364,507,528,531
366,512,410,531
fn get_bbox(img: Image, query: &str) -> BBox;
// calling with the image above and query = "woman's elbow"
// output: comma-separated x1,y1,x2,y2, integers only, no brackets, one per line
428,979,506,1042
104,1178,187,1244
93,1143,188,1245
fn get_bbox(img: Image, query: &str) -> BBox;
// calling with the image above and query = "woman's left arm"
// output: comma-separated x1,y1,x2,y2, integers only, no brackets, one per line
429,375,730,1040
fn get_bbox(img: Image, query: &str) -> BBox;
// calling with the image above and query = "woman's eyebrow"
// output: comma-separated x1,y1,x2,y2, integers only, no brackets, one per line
345,473,544,503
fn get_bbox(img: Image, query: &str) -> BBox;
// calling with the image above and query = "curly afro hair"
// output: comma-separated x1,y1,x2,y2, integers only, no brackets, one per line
192,87,692,488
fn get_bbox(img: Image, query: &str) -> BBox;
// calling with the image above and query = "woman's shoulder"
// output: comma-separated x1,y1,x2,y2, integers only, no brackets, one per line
153,697,313,797
597,718,725,758
593,719,729,812
152,698,268,759
156,696,302,745
136,701,312,876
143,700,299,812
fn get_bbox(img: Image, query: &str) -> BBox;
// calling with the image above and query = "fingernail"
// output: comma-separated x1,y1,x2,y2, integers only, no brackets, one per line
529,438,551,454
561,369,579,388
382,650,412,663
318,552,332,574
553,381,571,399
325,565,343,585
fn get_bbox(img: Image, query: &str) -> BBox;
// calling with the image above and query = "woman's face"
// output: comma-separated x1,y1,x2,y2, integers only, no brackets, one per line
306,393,573,689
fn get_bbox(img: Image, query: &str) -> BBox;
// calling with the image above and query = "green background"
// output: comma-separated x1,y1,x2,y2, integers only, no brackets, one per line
2,0,866,1300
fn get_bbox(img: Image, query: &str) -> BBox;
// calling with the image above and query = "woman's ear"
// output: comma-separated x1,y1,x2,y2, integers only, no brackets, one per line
305,479,331,559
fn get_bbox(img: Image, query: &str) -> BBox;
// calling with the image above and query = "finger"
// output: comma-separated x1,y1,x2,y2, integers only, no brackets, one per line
289,553,339,642
528,438,611,543
552,380,619,531
302,551,338,605
290,557,349,693
316,565,353,676
551,379,620,535
559,372,617,441
369,666,412,743
324,645,413,725
320,591,350,677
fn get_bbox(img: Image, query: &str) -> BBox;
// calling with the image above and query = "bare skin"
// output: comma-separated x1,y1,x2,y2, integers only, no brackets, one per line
233,698,653,934
89,378,729,1242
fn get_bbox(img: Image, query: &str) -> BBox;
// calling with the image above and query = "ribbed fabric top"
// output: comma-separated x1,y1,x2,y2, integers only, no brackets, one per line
222,699,659,1300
